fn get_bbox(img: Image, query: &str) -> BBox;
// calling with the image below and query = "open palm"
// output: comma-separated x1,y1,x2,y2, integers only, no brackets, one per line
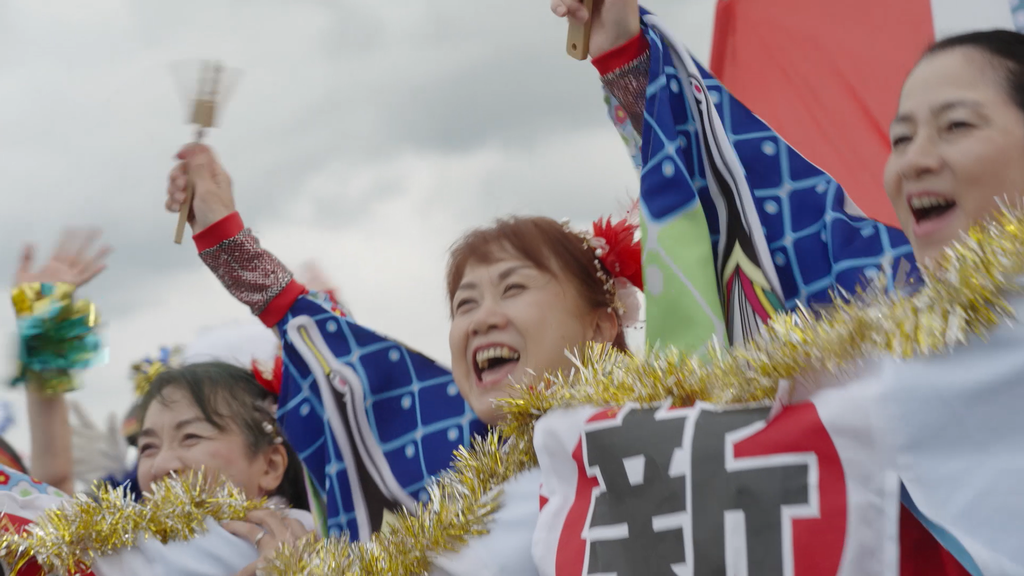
15,229,112,288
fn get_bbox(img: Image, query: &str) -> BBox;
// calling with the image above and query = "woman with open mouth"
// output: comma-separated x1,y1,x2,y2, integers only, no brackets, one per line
546,0,1024,573
155,2,1024,571
883,33,1024,266
159,21,1024,574
163,138,644,574
562,0,1024,274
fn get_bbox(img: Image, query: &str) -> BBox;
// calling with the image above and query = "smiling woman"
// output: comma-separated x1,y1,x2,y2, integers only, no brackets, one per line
135,363,309,512
446,216,631,425
429,217,641,576
537,3,1024,571
884,31,1024,263
131,363,314,575
163,137,644,574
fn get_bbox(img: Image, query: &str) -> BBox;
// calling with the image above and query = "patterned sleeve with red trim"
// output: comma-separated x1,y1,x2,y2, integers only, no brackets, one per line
193,212,307,327
593,32,650,136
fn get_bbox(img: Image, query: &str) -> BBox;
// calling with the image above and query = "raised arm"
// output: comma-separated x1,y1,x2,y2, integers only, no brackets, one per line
13,229,111,494
552,0,646,133
552,2,917,354
165,144,307,327
164,145,489,541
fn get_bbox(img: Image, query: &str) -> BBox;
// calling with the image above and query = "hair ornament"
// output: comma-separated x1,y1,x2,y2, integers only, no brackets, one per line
131,346,184,399
258,397,284,444
261,417,284,444
561,201,644,327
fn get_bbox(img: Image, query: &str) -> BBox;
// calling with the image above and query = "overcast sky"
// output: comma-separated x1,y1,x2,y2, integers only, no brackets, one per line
0,0,714,463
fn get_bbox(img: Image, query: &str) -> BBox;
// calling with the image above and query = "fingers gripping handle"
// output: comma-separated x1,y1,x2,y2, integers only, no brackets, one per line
174,128,206,245
566,0,595,60
173,177,195,244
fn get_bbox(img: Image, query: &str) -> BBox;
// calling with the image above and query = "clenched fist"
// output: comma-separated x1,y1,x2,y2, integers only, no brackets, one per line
166,144,236,233
550,0,641,59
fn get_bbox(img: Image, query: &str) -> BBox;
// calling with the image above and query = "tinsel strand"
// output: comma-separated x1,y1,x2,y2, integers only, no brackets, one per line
261,206,1024,575
0,469,263,575
5,208,1022,575
257,431,536,575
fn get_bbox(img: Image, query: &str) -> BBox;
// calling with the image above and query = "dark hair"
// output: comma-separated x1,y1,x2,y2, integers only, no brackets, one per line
138,362,309,510
446,216,627,350
926,30,1024,114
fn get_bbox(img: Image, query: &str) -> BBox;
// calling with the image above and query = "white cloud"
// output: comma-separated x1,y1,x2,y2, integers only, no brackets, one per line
0,0,714,459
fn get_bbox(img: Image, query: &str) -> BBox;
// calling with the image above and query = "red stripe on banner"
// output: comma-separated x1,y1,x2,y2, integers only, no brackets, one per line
710,0,936,226
555,409,619,576
733,403,847,575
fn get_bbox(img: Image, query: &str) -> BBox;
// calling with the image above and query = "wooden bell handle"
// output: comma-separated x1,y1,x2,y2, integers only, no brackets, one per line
566,0,595,60
173,177,195,244
174,127,206,245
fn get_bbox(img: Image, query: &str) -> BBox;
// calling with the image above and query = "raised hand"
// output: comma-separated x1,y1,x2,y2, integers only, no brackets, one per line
550,0,641,59
166,143,236,233
16,229,112,288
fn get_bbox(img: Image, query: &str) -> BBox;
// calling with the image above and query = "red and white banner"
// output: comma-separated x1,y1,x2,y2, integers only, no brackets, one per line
531,386,903,576
530,290,1024,575
709,0,1015,225
0,491,71,576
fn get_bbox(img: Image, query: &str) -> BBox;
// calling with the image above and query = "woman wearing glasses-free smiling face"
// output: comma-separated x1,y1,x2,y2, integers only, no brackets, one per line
445,217,627,426
885,33,1024,264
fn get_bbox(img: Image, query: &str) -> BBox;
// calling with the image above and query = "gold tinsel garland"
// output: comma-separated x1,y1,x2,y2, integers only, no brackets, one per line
2,208,1021,575
257,205,1024,575
0,470,263,575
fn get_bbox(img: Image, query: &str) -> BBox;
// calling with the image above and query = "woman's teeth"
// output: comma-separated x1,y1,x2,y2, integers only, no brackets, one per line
909,196,954,210
475,346,521,372
909,196,956,221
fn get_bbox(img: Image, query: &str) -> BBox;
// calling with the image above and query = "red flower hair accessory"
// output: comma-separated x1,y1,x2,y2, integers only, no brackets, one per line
590,214,643,292
562,202,644,327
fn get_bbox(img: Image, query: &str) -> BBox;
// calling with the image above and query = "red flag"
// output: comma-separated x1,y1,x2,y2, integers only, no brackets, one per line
710,0,1014,225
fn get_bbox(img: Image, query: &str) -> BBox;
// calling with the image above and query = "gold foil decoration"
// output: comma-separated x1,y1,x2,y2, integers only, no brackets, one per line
261,205,1024,575
7,205,1024,575
0,469,263,575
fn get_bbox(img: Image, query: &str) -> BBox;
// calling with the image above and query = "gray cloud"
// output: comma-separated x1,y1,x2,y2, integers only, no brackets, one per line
0,0,711,455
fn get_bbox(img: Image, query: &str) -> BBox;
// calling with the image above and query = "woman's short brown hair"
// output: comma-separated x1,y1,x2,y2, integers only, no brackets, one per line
446,216,628,350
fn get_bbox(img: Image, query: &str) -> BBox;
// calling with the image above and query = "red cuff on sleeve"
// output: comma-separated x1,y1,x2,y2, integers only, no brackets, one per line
592,33,649,76
193,212,245,252
258,280,308,327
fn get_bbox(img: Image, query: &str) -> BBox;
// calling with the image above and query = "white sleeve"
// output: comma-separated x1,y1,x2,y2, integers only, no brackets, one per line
873,289,1024,575
93,517,258,576
429,468,543,576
